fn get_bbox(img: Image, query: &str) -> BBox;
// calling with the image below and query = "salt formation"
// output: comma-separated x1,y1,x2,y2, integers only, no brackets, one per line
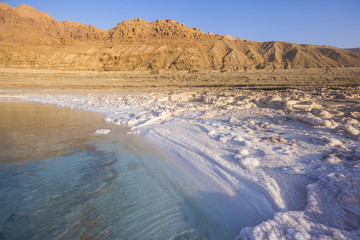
94,129,111,134
238,157,260,168
237,172,360,240
2,86,359,239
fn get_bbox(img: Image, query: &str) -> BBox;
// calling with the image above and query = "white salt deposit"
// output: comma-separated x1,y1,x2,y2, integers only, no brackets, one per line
238,149,249,156
2,86,359,239
343,124,360,136
239,157,260,168
94,129,111,134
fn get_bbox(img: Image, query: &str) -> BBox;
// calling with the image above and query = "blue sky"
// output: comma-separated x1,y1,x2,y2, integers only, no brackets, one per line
3,0,360,48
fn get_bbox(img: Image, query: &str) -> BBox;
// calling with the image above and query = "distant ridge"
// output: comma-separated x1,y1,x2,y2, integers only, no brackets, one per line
345,48,360,54
0,3,359,71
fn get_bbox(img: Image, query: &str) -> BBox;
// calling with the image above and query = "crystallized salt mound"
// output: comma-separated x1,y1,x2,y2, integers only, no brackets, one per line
169,93,193,102
343,118,359,126
94,129,111,134
229,117,241,125
325,138,344,147
313,137,344,148
207,129,216,136
306,172,360,230
338,178,360,216
104,117,114,122
233,136,245,142
287,113,337,128
218,133,234,143
325,154,342,164
237,211,359,240
238,149,249,156
239,157,259,167
311,108,333,118
287,113,323,126
234,149,249,159
270,99,299,109
243,140,253,147
342,124,360,136
237,171,360,240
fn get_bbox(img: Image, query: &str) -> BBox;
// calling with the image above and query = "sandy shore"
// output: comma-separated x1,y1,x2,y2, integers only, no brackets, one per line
1,86,360,239
1,67,360,89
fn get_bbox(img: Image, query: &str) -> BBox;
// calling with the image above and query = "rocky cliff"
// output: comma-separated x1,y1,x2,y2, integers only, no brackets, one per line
1,3,359,71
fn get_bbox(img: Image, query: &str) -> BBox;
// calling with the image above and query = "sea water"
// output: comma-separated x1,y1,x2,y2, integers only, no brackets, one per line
0,101,263,240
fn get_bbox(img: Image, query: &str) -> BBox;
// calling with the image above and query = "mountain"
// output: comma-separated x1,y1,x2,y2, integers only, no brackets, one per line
1,3,359,71
0,3,104,42
345,48,360,54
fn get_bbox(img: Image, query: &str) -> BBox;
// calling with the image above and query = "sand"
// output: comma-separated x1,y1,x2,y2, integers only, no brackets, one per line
0,67,359,90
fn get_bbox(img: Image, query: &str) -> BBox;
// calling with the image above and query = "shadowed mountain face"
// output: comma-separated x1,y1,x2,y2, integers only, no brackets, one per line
345,48,360,54
1,3,359,71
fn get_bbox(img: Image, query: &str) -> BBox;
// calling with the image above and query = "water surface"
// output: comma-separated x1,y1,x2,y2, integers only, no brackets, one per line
0,100,260,240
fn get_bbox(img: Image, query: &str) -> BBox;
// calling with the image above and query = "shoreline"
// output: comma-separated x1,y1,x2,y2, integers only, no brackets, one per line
1,67,360,90
0,87,359,239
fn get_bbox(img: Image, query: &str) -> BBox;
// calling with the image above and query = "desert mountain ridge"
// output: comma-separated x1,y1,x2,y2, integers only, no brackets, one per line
345,48,360,54
1,3,360,71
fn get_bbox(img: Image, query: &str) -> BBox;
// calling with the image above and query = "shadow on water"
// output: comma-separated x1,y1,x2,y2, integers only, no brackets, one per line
175,190,269,240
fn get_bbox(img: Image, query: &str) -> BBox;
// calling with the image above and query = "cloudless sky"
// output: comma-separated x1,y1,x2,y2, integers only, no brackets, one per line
3,0,360,48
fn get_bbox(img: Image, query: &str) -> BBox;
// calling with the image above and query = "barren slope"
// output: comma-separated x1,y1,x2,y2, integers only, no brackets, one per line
1,3,360,71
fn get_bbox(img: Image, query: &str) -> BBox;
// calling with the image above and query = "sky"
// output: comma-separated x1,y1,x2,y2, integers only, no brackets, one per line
3,0,360,48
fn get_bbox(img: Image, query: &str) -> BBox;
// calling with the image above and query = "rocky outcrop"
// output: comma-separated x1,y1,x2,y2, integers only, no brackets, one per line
108,18,220,40
0,3,360,71
0,3,105,42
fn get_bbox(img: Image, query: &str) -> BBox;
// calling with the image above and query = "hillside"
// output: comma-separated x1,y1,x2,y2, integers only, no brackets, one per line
1,3,360,71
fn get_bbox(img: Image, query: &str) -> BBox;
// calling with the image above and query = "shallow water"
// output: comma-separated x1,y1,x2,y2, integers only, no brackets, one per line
0,101,264,240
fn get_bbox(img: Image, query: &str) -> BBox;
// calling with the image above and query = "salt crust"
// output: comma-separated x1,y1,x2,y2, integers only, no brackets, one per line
94,129,111,134
2,87,359,240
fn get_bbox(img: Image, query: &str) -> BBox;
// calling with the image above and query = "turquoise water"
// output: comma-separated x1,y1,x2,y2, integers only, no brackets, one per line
0,101,256,240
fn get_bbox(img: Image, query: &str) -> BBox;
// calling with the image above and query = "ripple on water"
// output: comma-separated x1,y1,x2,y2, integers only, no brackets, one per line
0,101,269,240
